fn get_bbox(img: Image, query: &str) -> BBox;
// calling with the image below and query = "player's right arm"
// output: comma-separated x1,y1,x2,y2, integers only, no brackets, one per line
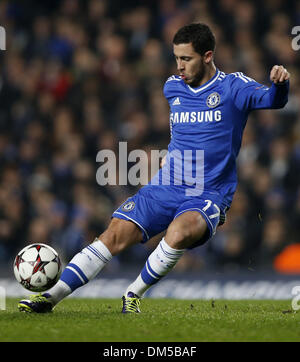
230,66,290,112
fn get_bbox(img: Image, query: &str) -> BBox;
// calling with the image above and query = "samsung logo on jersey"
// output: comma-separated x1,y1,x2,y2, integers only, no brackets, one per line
170,110,222,124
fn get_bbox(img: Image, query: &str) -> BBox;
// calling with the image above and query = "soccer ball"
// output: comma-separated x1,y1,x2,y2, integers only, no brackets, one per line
13,243,62,292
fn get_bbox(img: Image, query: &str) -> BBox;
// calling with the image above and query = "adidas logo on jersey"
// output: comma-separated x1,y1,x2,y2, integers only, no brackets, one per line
172,97,181,105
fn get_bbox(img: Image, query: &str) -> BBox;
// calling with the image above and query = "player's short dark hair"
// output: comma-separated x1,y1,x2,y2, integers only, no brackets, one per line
173,23,216,56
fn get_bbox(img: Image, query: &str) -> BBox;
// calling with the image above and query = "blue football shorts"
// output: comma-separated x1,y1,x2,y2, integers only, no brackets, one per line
112,184,227,248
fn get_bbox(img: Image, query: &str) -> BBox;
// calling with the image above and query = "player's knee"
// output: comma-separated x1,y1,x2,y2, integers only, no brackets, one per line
97,218,141,256
165,225,192,249
165,212,207,249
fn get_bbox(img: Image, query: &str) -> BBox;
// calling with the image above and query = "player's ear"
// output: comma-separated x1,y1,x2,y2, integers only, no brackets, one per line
203,50,213,64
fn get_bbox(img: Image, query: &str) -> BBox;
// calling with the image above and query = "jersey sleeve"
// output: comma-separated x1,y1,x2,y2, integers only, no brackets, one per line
163,75,182,139
163,75,181,101
229,72,289,112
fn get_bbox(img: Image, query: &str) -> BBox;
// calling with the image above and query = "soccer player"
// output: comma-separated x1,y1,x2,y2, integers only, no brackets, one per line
18,23,290,313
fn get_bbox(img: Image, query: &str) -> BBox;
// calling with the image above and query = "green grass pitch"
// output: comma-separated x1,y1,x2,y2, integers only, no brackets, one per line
1,298,300,342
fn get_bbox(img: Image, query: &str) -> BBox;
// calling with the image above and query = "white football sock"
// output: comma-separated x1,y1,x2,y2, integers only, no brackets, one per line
47,238,112,305
125,237,186,297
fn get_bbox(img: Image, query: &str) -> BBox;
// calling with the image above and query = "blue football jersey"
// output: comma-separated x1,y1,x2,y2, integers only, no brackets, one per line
148,69,289,208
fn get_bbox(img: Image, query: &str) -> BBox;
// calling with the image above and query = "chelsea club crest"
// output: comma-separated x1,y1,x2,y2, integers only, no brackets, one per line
121,201,135,212
206,92,220,108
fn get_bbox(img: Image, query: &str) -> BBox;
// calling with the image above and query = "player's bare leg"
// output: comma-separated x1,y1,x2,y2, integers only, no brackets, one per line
99,218,143,255
164,211,208,249
18,218,142,312
122,211,208,313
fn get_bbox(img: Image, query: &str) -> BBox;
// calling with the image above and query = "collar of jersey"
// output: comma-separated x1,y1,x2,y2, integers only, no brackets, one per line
185,69,220,94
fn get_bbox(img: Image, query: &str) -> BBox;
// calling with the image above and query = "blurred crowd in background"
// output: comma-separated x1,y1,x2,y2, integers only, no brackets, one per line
0,0,299,275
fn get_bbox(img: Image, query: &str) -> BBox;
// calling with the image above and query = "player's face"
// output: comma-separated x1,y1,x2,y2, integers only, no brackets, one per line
173,43,206,87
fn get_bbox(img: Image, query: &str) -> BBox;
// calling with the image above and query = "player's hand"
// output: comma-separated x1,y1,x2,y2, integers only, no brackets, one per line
270,65,290,84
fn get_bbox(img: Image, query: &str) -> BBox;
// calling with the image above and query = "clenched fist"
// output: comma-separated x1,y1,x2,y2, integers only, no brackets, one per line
270,65,290,84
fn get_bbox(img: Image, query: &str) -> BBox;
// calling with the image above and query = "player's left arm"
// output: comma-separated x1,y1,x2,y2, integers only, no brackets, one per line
231,65,290,111
267,65,290,108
